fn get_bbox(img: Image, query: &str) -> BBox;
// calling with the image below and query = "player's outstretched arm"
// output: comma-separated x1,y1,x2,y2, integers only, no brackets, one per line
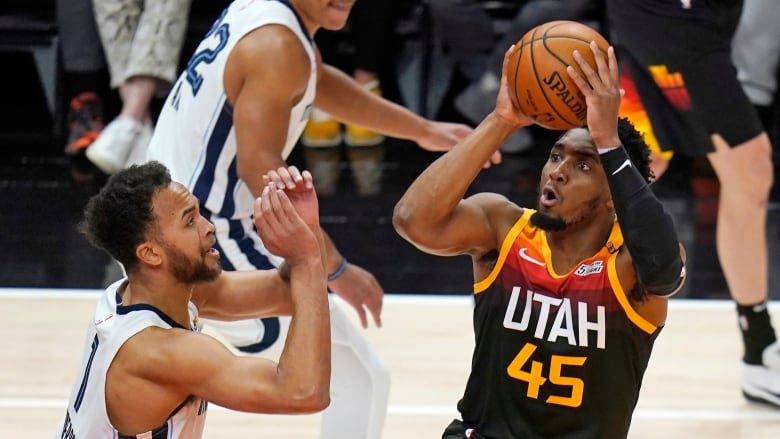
314,62,500,165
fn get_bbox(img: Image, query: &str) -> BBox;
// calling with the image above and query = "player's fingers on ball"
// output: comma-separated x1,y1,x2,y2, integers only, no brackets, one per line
502,44,516,78
573,50,597,82
566,64,589,94
607,46,619,82
590,42,610,82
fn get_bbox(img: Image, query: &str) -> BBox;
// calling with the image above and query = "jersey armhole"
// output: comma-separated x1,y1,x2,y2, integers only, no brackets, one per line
607,253,658,334
474,209,533,294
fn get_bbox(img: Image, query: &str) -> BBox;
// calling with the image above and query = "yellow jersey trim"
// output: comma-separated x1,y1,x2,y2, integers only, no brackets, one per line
474,209,533,294
607,252,658,334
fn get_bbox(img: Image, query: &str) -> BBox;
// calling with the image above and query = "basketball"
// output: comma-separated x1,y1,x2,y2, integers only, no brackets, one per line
506,20,610,130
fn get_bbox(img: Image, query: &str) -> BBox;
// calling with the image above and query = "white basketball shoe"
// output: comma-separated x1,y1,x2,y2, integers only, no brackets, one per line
742,340,780,407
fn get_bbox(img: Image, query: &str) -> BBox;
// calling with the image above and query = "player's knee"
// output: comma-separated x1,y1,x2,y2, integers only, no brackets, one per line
743,159,774,203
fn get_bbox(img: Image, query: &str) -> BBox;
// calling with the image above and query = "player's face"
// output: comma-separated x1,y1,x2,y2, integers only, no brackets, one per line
293,0,354,33
152,182,222,283
534,128,610,230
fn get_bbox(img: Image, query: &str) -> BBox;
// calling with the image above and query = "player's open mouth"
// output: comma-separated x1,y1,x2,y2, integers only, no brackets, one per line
540,187,559,207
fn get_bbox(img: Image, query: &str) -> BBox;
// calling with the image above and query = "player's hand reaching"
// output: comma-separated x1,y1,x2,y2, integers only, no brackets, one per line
566,42,623,146
329,263,383,329
416,121,502,168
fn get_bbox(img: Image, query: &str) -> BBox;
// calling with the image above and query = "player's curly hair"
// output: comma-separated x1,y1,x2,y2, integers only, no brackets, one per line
615,116,654,183
79,161,171,273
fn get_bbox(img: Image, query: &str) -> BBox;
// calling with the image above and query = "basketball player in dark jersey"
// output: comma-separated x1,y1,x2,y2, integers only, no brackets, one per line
394,43,686,438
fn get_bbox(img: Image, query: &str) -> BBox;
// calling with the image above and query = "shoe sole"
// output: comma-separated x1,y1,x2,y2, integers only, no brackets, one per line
742,390,780,408
85,145,124,175
301,133,343,147
344,132,384,147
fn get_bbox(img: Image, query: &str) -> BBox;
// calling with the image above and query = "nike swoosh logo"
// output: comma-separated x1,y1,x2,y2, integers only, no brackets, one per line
612,159,632,175
518,247,545,266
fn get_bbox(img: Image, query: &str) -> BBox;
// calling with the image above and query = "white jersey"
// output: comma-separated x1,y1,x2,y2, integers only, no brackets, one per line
147,0,317,220
54,279,206,439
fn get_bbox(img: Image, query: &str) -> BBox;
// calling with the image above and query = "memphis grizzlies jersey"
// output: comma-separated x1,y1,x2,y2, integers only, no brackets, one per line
147,0,316,220
458,209,660,439
54,279,207,439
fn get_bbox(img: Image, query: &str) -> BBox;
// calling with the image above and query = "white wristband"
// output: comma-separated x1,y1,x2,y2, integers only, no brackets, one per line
597,146,621,155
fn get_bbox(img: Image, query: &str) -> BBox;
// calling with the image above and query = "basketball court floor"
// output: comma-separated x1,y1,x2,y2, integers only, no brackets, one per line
2,290,780,438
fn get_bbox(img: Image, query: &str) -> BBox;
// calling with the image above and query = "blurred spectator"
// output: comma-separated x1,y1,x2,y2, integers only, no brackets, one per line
84,0,192,175
428,0,600,153
57,0,109,158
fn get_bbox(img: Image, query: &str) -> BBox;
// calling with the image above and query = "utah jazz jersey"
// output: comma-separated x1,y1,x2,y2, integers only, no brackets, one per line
54,279,207,439
147,0,316,220
458,209,660,439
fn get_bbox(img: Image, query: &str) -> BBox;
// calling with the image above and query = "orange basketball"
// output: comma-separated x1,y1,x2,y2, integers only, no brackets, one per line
506,20,610,130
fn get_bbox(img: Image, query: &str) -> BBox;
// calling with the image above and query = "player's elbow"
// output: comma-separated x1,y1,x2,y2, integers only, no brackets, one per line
638,254,685,297
392,200,416,241
283,387,331,414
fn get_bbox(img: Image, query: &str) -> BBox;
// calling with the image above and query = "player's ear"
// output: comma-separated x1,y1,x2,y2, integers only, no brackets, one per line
136,241,163,267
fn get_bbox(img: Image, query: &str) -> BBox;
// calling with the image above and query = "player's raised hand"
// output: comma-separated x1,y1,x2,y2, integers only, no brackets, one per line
262,166,319,227
416,120,502,168
328,262,383,329
566,43,622,144
253,181,319,266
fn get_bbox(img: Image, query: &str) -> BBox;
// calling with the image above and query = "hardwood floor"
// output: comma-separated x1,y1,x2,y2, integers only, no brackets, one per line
3,289,779,438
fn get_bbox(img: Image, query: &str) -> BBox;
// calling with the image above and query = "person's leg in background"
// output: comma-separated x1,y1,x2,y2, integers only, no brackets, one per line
607,0,780,407
57,0,109,159
732,0,780,201
87,0,192,175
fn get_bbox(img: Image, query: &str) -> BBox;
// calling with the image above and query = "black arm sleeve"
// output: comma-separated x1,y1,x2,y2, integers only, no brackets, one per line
600,147,684,296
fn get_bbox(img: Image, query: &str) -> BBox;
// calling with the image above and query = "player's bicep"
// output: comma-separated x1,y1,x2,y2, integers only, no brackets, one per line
398,193,506,258
150,330,287,413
